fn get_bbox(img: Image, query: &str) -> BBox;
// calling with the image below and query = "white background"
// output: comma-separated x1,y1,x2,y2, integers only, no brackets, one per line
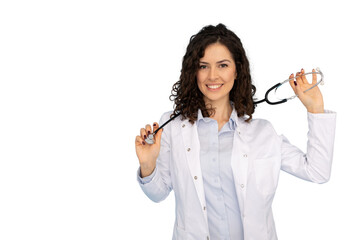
0,0,359,239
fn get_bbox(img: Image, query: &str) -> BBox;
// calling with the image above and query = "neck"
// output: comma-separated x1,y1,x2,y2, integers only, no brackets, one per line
205,98,232,123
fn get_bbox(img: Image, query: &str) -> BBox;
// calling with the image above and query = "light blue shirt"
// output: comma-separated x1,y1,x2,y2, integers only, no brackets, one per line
197,107,243,240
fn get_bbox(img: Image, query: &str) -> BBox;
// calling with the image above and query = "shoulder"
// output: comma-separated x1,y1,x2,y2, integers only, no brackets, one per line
242,117,278,135
159,111,174,125
158,111,185,132
249,117,273,127
238,117,282,146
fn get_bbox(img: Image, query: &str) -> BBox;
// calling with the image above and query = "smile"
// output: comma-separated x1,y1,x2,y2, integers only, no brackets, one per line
206,84,223,90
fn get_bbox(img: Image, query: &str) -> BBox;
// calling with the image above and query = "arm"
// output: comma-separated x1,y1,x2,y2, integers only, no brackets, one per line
136,112,173,202
281,68,336,182
280,110,336,183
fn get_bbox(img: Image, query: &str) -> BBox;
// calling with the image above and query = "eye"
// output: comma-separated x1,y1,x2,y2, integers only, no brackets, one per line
219,63,228,68
199,65,207,69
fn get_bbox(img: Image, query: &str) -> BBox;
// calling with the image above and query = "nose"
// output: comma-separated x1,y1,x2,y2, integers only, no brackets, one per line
208,67,219,81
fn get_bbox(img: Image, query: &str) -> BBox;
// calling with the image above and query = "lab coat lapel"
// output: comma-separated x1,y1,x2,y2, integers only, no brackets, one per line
180,118,208,224
231,117,250,216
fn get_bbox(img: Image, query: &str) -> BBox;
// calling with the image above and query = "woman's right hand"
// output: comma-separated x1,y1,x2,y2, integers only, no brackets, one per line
135,122,163,178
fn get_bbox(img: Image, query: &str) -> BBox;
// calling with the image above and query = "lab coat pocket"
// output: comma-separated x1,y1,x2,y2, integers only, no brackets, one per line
253,157,279,195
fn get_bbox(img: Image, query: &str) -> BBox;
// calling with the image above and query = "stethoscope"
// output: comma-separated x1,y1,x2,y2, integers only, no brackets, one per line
145,68,324,144
253,67,324,105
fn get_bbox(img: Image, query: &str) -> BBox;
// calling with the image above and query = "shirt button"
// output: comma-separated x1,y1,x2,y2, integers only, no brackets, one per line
182,124,186,128
203,206,206,211
194,176,198,180
241,184,245,188
187,148,191,152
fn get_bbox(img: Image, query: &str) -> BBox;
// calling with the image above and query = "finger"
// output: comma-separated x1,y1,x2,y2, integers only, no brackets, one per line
300,68,310,84
135,135,146,146
289,74,296,93
311,68,317,85
295,78,305,98
145,124,152,136
152,122,162,145
153,122,160,132
154,128,163,145
295,71,303,85
291,72,304,97
140,128,147,140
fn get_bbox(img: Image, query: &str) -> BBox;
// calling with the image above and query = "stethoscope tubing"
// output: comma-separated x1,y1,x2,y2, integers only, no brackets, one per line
153,112,181,135
254,82,287,105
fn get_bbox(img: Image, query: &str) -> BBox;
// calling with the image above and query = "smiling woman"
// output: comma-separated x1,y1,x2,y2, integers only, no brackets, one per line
134,23,336,240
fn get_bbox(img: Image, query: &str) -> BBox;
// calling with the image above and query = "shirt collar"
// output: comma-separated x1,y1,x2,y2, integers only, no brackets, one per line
197,102,238,130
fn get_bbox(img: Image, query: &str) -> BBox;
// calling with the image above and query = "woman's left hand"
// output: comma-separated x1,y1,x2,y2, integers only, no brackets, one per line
289,68,324,113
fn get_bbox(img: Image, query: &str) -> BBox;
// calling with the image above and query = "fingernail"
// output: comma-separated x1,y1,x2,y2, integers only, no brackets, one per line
147,131,151,134
294,81,297,86
153,123,156,127
142,141,145,145
144,135,147,139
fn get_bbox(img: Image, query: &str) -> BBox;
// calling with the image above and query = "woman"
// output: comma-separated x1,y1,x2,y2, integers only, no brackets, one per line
135,24,336,240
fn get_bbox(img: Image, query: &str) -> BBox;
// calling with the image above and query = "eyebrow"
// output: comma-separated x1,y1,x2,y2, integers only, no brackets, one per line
199,59,232,64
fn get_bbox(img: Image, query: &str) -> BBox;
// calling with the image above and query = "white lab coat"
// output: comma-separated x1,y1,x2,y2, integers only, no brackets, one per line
138,110,336,240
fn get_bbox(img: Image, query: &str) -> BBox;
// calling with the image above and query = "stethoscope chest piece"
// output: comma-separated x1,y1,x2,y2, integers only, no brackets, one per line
145,133,155,144
144,112,181,145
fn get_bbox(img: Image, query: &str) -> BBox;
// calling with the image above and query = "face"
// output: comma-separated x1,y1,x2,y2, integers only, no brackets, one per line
196,42,237,105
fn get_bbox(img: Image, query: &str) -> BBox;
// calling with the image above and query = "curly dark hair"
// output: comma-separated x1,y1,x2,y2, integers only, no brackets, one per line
170,23,256,123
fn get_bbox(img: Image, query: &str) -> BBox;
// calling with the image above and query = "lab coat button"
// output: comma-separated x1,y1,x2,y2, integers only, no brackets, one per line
203,206,206,211
187,148,191,152
182,124,185,128
207,236,209,240
194,176,198,180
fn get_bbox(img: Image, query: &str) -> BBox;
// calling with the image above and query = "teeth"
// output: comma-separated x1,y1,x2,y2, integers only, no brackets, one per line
207,84,222,89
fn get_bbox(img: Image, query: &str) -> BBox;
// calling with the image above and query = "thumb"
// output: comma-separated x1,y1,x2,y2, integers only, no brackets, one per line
154,128,163,146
